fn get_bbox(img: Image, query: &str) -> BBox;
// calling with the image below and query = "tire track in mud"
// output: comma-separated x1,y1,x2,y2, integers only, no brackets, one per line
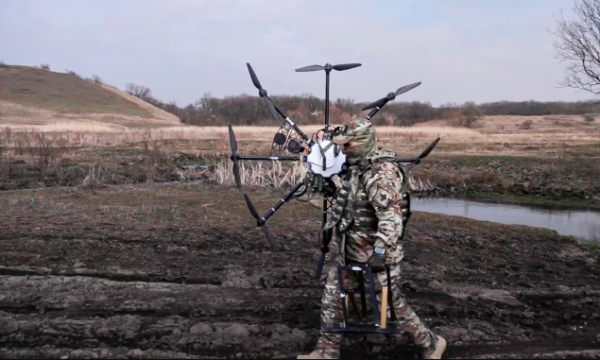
2,274,600,359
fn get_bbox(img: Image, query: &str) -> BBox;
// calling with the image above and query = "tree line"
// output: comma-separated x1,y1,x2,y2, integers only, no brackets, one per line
123,83,599,127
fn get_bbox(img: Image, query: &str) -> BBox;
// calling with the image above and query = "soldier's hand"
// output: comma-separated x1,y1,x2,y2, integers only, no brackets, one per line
368,253,387,272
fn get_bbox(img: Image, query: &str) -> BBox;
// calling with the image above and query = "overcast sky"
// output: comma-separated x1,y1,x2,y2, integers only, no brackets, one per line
0,0,594,106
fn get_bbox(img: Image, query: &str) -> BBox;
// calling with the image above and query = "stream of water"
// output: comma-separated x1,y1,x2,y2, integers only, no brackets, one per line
412,197,600,243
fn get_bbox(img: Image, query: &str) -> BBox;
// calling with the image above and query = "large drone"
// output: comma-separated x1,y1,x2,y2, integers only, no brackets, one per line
229,62,440,279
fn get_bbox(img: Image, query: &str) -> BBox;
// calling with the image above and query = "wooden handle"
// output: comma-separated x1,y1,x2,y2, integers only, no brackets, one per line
380,286,388,329
350,294,363,321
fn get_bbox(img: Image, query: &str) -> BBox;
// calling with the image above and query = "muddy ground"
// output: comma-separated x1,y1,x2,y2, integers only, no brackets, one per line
1,182,600,359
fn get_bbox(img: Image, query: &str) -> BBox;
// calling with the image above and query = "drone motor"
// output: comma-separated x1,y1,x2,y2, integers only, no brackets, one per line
287,138,304,154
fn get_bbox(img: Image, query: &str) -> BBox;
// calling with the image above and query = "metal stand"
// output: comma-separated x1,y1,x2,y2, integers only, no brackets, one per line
321,264,404,335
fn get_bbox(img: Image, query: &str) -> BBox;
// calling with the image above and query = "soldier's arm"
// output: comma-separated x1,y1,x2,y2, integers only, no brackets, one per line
364,162,404,250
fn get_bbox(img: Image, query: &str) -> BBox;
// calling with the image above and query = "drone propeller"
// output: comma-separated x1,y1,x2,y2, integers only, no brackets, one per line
246,63,312,146
295,63,362,72
295,62,361,132
228,125,242,190
244,194,276,251
362,82,422,120
247,63,283,124
404,137,440,171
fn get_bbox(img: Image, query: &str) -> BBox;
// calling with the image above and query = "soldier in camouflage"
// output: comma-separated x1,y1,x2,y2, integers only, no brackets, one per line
297,118,447,360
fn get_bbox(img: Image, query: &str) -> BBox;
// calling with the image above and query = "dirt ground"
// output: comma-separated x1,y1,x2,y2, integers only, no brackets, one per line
1,182,600,359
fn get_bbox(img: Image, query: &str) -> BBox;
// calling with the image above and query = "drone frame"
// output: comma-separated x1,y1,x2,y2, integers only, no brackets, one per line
228,62,440,281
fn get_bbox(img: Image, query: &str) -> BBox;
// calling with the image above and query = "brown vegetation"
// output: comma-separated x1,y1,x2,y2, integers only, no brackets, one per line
0,65,180,128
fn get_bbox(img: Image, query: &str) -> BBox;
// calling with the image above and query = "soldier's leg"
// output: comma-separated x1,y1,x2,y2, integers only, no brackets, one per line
297,263,351,359
375,265,446,358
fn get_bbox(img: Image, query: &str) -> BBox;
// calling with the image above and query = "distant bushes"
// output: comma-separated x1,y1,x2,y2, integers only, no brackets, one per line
139,92,600,127
584,113,597,125
65,69,81,78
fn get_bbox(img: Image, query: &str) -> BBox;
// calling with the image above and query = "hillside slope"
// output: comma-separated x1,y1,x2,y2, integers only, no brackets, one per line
0,65,180,128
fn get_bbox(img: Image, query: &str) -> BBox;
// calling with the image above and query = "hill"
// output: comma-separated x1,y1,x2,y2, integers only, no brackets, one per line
0,65,181,129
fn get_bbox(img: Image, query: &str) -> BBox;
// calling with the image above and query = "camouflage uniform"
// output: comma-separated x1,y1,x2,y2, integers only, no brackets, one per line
298,118,445,359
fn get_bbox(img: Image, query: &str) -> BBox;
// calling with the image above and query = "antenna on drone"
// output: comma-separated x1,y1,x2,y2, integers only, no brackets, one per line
295,62,361,279
295,63,362,134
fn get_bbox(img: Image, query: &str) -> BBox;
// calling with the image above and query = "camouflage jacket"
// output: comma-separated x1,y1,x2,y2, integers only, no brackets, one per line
325,150,410,265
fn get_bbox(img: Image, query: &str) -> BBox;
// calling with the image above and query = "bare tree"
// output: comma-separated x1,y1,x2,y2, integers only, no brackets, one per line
552,0,600,96
454,101,483,128
91,74,103,84
125,83,153,101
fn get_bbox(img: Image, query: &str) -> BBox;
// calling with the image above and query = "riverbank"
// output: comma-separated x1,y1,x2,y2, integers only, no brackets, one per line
1,182,600,359
417,154,600,210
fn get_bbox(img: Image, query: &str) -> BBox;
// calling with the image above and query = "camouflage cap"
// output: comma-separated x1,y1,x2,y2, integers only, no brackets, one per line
332,118,376,157
332,118,375,144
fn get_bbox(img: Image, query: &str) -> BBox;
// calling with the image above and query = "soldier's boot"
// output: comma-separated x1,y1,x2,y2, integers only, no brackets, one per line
297,335,340,359
422,335,447,359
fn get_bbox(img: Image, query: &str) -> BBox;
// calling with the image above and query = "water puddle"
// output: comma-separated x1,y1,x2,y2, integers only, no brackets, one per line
412,197,600,243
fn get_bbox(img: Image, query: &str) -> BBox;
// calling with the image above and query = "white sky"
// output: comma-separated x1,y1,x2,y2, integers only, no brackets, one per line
0,0,594,106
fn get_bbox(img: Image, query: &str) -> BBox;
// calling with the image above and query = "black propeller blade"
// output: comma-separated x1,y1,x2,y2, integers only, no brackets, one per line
362,82,422,111
228,125,242,190
244,194,276,251
405,137,441,171
246,63,281,123
295,63,362,72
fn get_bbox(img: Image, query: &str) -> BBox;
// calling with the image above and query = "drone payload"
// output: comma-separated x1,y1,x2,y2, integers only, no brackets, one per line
229,62,440,279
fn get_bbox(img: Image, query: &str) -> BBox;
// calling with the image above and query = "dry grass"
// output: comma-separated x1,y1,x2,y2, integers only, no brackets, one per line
421,114,600,134
2,118,599,159
0,65,150,117
0,65,180,128
212,158,436,192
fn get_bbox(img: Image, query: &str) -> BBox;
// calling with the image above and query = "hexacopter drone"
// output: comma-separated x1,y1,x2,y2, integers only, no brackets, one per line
229,62,440,281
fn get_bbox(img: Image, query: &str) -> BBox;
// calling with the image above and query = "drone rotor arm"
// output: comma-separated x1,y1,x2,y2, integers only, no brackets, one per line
232,155,306,162
242,181,306,251
265,98,312,145
228,125,242,190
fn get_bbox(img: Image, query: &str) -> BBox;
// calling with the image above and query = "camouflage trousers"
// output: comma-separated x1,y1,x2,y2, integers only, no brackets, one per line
314,259,436,358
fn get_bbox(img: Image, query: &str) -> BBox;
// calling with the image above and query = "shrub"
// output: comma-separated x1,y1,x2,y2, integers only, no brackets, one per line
65,69,81,78
453,101,483,128
583,113,596,125
520,120,533,129
91,74,103,84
